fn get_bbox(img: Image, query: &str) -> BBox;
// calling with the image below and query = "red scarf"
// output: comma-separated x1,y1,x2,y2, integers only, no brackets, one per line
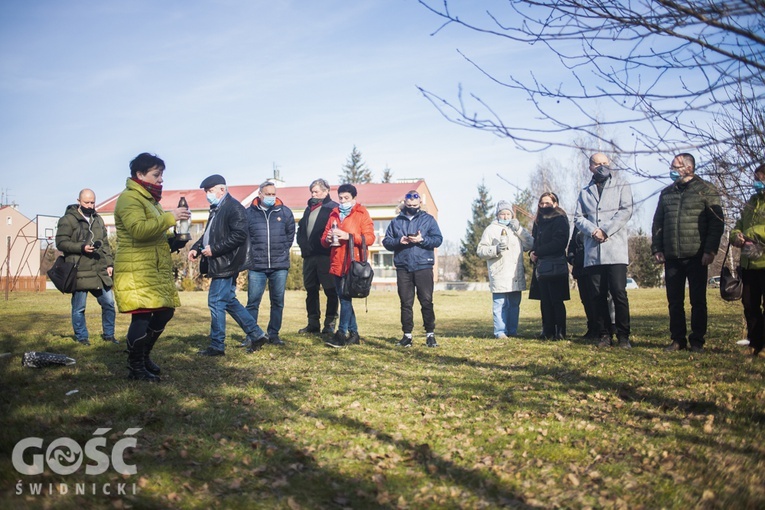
131,177,163,202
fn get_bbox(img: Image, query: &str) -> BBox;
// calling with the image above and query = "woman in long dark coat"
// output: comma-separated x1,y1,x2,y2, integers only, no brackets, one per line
528,192,570,339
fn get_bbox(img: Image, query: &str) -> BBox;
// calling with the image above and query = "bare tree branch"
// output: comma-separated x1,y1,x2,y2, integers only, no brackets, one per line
417,0,765,167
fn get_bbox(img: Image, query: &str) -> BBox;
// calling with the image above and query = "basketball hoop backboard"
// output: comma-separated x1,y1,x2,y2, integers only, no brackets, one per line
36,215,60,249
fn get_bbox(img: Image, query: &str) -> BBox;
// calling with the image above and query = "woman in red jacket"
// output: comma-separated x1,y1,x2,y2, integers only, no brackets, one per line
321,184,375,347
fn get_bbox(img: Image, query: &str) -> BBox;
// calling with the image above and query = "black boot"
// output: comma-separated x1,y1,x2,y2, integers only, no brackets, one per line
127,334,160,382
144,328,163,375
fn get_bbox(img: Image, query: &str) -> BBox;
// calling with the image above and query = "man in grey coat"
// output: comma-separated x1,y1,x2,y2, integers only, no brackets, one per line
574,153,634,348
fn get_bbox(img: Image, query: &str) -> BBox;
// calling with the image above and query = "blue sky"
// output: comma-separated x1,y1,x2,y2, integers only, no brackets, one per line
0,0,664,245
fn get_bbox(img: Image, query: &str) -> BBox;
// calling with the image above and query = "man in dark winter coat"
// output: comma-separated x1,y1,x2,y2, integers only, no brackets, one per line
652,153,724,353
245,180,295,346
55,189,116,346
190,174,267,356
295,178,338,335
383,190,443,348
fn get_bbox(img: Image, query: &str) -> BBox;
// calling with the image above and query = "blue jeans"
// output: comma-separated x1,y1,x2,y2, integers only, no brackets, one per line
334,276,357,335
246,269,288,338
492,291,521,337
71,288,115,341
208,276,259,351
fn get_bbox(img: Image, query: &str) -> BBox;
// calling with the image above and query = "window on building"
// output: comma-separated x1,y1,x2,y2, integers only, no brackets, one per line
373,252,394,269
6,216,11,225
373,220,391,245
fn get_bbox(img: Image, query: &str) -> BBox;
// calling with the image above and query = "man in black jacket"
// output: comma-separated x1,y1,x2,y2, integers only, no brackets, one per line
295,178,338,335
190,174,267,356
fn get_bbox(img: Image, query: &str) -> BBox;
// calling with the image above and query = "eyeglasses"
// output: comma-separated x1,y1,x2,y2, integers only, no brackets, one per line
405,193,420,199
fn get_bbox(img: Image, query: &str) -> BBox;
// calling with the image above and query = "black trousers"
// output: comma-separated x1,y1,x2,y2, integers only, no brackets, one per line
396,268,436,334
588,264,630,340
538,278,566,337
302,255,338,328
741,267,765,352
576,272,598,335
127,309,175,343
664,256,707,347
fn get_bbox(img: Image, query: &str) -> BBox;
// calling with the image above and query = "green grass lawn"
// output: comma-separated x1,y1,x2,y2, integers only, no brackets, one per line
1,288,763,509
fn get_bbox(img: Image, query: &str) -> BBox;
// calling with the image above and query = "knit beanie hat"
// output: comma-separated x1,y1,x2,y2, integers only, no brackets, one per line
496,200,513,218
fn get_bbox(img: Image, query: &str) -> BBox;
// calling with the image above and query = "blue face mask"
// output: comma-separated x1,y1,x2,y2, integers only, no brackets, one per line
669,170,681,182
206,192,220,206
754,181,765,192
262,196,276,207
339,202,354,213
498,218,511,226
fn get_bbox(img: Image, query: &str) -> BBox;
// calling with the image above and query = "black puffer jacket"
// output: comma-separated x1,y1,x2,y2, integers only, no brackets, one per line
651,176,724,259
247,198,295,271
296,195,337,258
192,194,251,278
55,205,113,290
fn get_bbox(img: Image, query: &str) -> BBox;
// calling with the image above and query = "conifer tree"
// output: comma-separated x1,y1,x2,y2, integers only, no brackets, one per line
628,229,663,288
339,145,373,184
381,166,393,183
460,181,493,281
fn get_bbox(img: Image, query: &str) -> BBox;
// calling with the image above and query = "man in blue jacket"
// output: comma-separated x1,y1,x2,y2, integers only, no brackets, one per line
245,180,295,347
383,190,443,347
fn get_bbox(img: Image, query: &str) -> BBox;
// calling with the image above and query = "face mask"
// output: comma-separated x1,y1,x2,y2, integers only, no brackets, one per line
754,181,765,192
498,218,511,226
339,201,354,213
308,197,322,206
80,207,95,216
262,196,276,207
592,164,610,182
538,206,554,217
669,170,681,182
404,206,420,216
206,192,220,206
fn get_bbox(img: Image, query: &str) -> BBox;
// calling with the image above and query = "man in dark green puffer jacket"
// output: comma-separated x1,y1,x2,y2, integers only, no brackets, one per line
55,189,116,346
651,153,724,353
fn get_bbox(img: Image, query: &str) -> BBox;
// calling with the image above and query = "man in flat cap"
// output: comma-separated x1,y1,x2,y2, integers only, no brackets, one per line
189,174,267,356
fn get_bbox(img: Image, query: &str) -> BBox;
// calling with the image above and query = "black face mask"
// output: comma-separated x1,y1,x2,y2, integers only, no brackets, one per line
80,207,95,216
538,206,555,218
308,197,322,206
592,164,611,182
404,206,420,216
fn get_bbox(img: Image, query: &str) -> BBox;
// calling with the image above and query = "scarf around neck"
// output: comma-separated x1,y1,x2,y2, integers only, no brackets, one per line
131,177,163,202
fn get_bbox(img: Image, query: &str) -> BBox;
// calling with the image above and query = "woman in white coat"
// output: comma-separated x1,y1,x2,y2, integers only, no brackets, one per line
477,201,534,338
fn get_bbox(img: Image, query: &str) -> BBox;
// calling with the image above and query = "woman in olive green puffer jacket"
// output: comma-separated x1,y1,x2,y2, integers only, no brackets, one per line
730,163,765,357
113,153,191,382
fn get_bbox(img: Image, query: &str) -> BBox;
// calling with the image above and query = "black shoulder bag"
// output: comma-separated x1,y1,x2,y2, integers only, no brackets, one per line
720,242,742,301
47,255,81,294
340,234,374,299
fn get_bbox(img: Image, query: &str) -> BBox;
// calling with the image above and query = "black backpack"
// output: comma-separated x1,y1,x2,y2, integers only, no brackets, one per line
340,234,374,299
